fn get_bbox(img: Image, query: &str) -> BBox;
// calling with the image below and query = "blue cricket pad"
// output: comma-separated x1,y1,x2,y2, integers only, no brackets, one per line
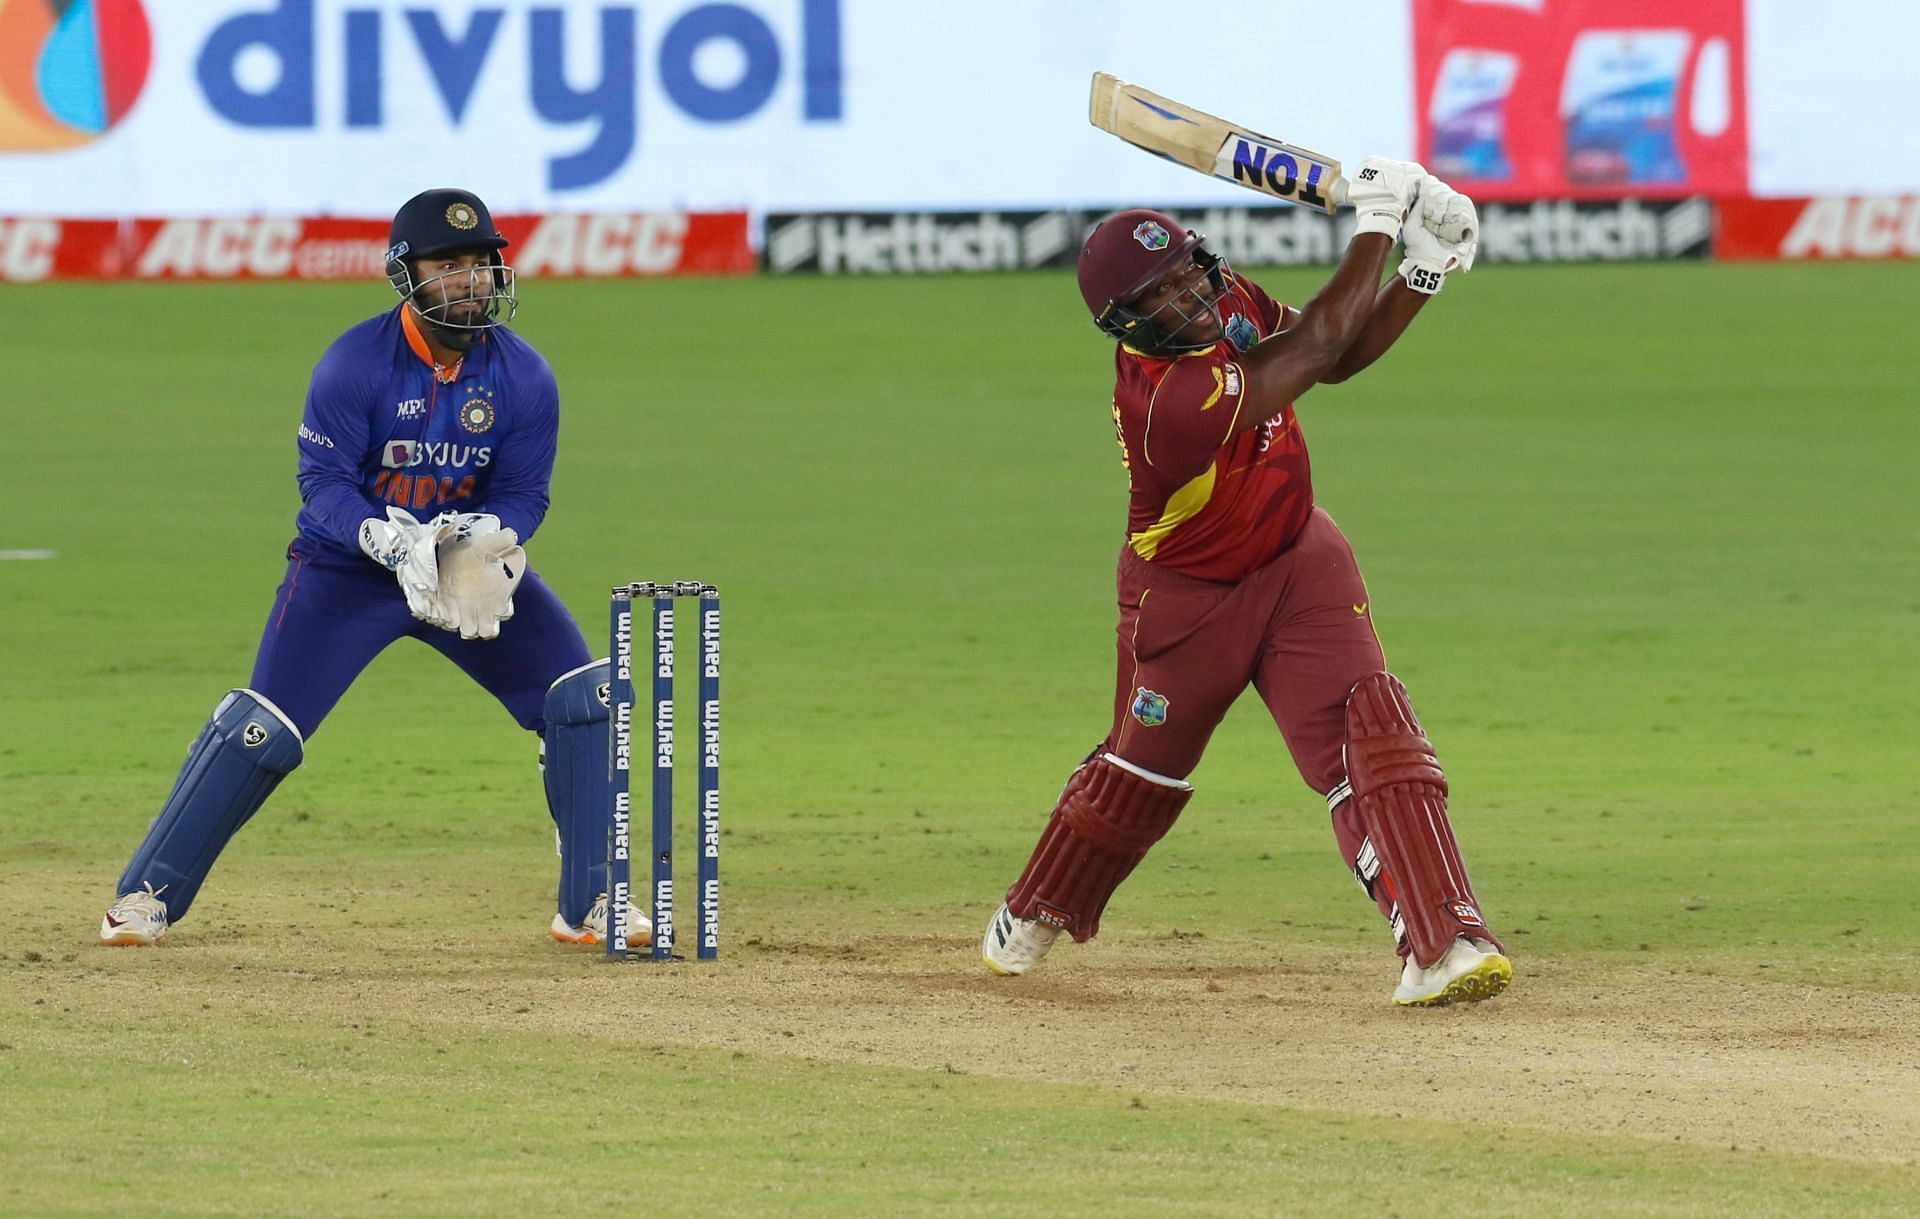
118,689,304,922
543,659,611,927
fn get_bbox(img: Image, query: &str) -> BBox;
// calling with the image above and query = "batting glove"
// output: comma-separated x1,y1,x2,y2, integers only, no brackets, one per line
1346,156,1425,241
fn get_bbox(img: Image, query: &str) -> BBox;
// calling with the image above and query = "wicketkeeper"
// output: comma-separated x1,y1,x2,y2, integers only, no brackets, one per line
100,188,645,949
981,160,1511,1006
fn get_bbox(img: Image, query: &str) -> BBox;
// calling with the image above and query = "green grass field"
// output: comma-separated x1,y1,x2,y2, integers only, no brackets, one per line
3,262,1917,1217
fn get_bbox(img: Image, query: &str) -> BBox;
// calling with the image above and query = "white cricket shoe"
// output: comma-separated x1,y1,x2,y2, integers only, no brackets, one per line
550,892,653,946
100,884,169,946
1394,936,1512,1006
982,903,1061,976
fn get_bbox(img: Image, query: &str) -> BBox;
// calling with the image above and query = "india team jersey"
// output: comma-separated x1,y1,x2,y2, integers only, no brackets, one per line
293,306,559,559
1110,273,1311,582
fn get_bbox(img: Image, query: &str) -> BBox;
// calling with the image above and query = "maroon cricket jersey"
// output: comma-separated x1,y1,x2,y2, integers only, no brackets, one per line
1109,273,1312,582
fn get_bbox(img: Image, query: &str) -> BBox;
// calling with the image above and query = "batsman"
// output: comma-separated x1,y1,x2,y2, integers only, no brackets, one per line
981,159,1511,1006
99,188,644,950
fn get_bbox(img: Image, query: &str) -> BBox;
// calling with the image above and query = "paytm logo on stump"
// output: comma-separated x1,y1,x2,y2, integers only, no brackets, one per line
194,0,842,190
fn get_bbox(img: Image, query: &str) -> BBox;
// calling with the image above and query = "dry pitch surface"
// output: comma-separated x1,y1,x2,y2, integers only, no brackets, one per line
21,913,1918,1170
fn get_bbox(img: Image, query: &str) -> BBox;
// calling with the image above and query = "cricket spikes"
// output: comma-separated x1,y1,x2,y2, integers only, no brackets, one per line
982,903,1061,976
101,883,169,946
1394,937,1512,1007
550,892,653,946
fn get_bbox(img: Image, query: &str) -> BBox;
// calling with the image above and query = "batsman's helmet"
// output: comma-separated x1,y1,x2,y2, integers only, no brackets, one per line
384,187,517,330
1076,208,1229,354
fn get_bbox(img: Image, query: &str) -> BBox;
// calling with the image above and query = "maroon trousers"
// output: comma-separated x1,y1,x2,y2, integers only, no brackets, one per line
1100,507,1396,928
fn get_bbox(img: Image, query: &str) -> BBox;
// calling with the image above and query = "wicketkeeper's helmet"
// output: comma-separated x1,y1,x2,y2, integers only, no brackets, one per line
1076,208,1229,354
384,187,518,330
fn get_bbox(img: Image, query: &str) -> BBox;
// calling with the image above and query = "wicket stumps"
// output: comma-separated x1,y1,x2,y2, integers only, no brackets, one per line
608,580,720,962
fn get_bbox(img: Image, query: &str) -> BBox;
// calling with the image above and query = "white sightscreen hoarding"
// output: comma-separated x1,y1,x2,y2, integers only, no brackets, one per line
0,0,1913,217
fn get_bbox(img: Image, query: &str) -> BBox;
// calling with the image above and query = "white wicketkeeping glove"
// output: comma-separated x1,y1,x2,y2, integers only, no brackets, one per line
358,506,457,628
439,511,503,542
1417,173,1479,246
1399,219,1477,295
436,527,525,641
1346,156,1425,240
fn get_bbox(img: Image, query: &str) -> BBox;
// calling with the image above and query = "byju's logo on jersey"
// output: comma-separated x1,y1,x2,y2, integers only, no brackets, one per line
1130,687,1169,727
1132,221,1170,251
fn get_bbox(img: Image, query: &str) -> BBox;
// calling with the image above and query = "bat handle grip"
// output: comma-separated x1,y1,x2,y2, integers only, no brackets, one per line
1327,175,1349,209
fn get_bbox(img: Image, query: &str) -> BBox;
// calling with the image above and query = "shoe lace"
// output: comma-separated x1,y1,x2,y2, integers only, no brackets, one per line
112,882,168,917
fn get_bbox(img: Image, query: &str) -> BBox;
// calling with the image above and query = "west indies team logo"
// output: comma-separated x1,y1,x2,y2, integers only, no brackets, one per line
1131,220,1171,251
0,0,151,152
1130,687,1169,728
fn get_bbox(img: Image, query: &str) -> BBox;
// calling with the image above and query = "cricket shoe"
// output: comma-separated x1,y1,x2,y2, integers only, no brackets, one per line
100,883,169,946
1394,937,1512,1007
549,892,653,947
982,903,1061,976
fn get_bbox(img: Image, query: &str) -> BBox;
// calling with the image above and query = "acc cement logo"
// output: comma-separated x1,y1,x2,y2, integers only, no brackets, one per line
1132,220,1170,251
1129,687,1169,727
0,0,152,151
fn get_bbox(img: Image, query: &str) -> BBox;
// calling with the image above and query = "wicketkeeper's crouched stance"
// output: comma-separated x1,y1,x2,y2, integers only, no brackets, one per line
99,189,646,950
982,159,1511,1006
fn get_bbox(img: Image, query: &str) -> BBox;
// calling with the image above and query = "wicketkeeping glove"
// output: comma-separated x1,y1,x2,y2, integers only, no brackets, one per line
436,527,525,641
358,506,457,628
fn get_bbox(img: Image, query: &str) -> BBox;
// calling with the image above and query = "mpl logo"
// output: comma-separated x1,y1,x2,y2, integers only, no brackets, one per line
0,0,152,150
194,0,844,190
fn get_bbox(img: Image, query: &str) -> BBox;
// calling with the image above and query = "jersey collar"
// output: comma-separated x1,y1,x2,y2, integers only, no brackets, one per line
400,305,465,384
1120,341,1220,360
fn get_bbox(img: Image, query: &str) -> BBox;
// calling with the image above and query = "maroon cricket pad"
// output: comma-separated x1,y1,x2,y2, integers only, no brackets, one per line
1005,756,1193,942
1346,673,1502,966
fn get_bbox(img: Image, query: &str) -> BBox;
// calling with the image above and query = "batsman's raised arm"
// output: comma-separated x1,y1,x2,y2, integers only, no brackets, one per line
1323,174,1481,384
1225,156,1421,414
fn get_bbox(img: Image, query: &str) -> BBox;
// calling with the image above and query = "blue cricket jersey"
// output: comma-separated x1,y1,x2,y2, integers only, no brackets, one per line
293,306,558,559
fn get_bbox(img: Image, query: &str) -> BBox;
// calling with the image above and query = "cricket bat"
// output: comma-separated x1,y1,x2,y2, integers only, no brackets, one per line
1089,72,1351,214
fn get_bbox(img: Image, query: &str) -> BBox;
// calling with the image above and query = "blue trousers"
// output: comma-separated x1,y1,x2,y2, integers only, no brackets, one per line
253,541,591,737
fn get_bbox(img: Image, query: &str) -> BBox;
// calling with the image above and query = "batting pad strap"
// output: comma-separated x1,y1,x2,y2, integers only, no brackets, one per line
1344,672,1500,966
1005,754,1195,942
1099,752,1193,791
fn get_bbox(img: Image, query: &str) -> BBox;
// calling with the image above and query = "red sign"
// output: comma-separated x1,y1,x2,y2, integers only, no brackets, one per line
0,212,754,282
1717,197,1920,260
1412,0,1748,201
